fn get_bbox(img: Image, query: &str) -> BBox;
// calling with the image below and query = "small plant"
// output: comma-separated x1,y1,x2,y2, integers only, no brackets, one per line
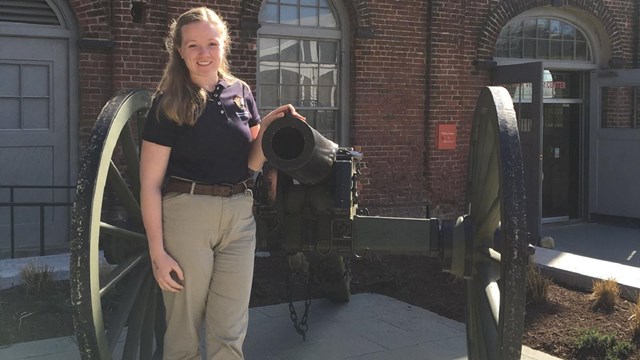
20,262,56,297
591,278,620,312
526,262,551,304
629,294,640,340
574,328,634,360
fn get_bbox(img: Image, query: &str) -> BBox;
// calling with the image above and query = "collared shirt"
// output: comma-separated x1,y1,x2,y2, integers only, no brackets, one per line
143,79,261,184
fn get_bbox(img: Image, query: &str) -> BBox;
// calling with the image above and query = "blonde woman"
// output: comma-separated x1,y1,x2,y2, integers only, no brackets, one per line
140,7,304,359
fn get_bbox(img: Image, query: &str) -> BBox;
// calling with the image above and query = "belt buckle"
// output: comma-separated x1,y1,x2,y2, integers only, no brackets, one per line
221,183,234,197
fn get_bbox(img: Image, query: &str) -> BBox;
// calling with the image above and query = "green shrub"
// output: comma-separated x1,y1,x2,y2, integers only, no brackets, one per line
574,328,634,360
630,294,640,339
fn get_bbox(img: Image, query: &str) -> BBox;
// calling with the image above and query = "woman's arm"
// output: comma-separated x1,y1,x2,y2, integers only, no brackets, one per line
248,104,305,171
140,140,184,292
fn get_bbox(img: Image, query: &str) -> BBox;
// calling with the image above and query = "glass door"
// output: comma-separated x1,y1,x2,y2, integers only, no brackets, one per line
542,103,581,220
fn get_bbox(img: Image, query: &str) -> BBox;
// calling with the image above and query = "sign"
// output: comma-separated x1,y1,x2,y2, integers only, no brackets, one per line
437,124,456,150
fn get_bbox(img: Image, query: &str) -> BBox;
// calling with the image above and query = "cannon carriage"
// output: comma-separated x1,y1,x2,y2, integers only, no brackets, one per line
70,86,529,359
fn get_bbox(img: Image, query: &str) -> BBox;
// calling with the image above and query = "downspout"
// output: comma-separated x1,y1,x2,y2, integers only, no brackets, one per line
424,0,434,217
635,0,639,68
635,0,639,128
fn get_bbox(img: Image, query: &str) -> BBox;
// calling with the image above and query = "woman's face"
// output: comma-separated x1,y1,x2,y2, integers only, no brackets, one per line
178,20,225,87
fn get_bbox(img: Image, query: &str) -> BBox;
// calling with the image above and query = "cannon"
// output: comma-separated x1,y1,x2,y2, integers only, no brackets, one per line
70,86,528,359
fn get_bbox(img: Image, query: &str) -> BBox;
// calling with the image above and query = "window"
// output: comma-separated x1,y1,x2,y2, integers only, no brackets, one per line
496,18,592,62
258,0,346,142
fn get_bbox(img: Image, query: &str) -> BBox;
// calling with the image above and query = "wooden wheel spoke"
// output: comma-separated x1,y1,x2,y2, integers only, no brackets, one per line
100,251,146,297
484,280,501,326
118,121,141,200
474,195,501,241
100,221,146,243
106,265,149,351
140,285,161,360
122,271,154,359
471,127,497,203
107,161,142,224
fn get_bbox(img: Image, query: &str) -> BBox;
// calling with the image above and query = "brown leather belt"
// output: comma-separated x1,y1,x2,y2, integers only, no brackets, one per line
164,178,254,197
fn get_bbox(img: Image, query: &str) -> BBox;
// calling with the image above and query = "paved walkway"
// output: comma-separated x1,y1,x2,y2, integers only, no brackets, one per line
542,221,640,267
2,221,640,360
0,293,558,360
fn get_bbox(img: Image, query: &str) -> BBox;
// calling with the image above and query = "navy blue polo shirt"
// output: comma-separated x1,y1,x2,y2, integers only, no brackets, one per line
143,80,261,184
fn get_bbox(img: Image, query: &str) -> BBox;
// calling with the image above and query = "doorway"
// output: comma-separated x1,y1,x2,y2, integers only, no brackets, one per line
492,65,588,240
542,103,580,220
0,1,78,256
540,70,584,222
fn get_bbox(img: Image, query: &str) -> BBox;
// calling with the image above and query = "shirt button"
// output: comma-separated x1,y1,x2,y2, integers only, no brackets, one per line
214,94,218,97
220,110,224,114
218,101,221,105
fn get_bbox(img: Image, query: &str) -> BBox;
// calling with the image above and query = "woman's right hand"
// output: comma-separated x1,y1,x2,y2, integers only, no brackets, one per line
151,250,185,292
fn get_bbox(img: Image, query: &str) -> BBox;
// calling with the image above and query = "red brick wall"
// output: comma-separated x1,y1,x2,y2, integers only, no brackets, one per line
601,87,635,128
422,0,491,219
350,0,429,217
67,0,639,219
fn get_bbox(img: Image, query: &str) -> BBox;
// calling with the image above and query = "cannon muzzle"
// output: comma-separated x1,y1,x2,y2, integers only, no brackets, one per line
262,114,339,185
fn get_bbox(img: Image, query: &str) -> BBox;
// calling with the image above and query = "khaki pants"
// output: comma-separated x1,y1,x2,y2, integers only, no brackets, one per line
161,190,256,360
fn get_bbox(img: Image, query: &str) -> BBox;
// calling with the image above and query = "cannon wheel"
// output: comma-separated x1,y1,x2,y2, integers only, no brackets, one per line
465,86,528,360
70,89,163,359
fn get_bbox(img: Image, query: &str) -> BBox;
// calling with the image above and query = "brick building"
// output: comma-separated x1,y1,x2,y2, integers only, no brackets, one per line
1,0,640,252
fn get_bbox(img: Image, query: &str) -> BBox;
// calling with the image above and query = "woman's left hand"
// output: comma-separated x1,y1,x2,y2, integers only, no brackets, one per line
262,104,306,128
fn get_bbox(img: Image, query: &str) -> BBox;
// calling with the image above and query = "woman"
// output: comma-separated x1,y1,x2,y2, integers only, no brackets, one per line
140,7,304,359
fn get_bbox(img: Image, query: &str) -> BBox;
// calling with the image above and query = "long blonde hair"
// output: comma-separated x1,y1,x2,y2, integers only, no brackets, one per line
156,7,237,126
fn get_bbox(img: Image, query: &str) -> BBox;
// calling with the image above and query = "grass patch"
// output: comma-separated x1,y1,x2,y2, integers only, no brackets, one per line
20,262,56,297
591,278,621,313
526,262,551,304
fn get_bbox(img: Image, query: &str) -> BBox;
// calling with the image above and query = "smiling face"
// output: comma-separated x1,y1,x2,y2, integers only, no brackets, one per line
178,20,225,89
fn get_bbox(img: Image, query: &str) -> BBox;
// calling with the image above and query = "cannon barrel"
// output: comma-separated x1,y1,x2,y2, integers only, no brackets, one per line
262,114,339,185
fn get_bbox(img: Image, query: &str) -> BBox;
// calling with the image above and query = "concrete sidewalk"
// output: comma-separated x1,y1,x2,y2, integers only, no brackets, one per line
0,293,559,360
4,220,639,360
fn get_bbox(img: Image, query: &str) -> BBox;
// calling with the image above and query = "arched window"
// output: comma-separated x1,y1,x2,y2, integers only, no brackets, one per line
496,18,592,62
258,0,349,143
0,0,61,25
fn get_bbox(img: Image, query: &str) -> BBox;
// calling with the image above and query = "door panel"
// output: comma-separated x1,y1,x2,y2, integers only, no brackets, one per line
0,36,70,255
589,72,640,219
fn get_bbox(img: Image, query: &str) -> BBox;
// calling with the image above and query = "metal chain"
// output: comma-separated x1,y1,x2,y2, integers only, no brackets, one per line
342,256,352,282
286,262,312,341
351,157,362,205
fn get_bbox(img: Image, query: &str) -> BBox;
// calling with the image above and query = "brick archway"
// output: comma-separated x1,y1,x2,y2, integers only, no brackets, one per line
477,0,623,62
67,0,110,39
239,0,374,38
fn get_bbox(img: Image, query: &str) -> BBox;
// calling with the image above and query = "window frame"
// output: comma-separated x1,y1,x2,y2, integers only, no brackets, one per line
257,0,350,145
493,9,607,71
